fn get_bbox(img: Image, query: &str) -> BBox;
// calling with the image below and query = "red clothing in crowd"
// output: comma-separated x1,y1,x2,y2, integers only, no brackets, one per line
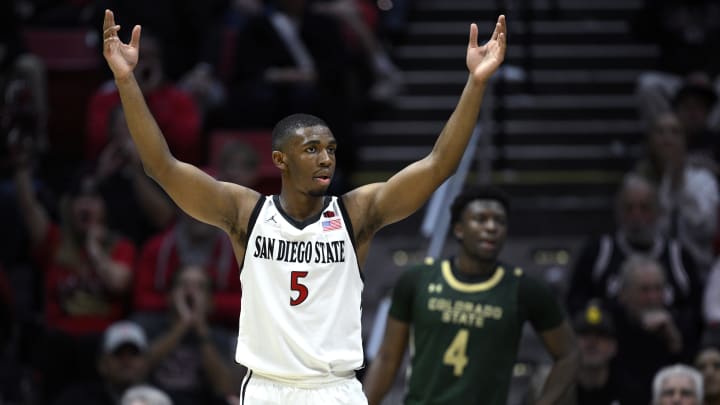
34,224,136,335
134,228,241,326
85,83,202,164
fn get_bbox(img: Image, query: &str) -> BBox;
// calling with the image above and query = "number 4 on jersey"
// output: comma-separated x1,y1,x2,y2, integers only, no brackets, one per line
443,328,469,376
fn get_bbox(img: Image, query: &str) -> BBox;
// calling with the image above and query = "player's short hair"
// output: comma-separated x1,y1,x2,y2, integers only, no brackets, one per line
450,186,511,226
271,113,328,151
652,364,703,404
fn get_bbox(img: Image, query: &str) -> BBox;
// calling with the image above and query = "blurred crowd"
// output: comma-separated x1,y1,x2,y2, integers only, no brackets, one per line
0,0,408,403
2,0,720,404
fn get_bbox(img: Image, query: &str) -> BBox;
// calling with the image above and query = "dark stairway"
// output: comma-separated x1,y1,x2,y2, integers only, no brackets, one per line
354,0,656,237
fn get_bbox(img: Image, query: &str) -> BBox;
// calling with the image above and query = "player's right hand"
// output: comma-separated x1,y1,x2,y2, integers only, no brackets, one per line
102,9,141,80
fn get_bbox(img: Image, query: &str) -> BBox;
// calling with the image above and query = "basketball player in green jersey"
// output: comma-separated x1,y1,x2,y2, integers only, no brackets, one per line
363,186,579,405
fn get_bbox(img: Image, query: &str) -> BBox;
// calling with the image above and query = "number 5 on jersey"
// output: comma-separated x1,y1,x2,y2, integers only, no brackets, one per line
443,328,469,376
290,271,309,306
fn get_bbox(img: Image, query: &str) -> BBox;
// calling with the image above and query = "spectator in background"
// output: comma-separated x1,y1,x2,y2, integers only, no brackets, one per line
695,343,720,405
133,265,242,405
134,211,240,329
121,385,173,405
652,364,703,405
573,301,624,405
54,320,151,405
611,255,691,404
632,0,720,130
214,139,260,187
104,0,230,82
1,0,48,160
85,32,202,165
312,0,404,101
636,112,719,271
209,135,283,195
566,173,703,326
14,154,136,400
95,106,176,245
705,260,720,328
671,75,720,173
225,0,350,127
223,0,357,192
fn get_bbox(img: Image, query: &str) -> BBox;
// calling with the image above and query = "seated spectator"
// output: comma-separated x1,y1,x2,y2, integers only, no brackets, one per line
1,0,49,161
214,139,260,187
312,0,404,101
573,301,624,405
695,343,720,405
652,364,704,405
54,320,151,405
14,157,136,400
103,0,229,82
611,255,693,404
85,32,201,165
635,112,719,271
222,0,357,192
132,265,242,405
95,106,176,245
121,385,173,405
224,0,350,127
566,173,703,321
134,212,240,328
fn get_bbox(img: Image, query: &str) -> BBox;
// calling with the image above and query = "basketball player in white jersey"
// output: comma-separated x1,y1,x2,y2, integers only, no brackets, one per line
101,9,507,404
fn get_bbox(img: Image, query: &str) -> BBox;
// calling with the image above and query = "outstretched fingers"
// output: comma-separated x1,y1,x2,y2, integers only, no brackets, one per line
129,25,142,49
103,9,121,46
103,25,120,40
468,23,478,49
490,15,506,42
103,9,117,32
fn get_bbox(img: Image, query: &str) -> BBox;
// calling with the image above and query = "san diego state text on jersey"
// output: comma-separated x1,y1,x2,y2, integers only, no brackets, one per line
252,235,346,264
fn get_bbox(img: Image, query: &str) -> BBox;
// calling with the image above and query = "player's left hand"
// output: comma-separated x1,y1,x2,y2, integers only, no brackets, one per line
466,15,507,83
102,9,141,81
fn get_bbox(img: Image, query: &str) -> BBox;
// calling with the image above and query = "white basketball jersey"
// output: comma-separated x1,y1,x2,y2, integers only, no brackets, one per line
235,195,364,380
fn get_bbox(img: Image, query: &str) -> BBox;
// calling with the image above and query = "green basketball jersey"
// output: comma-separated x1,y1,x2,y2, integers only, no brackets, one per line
389,259,564,405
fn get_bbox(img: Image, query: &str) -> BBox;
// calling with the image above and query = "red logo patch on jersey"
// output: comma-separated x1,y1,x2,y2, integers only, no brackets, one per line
323,211,336,218
322,219,342,231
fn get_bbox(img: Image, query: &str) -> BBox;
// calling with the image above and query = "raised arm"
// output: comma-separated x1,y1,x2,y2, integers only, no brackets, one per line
101,10,257,234
346,16,506,233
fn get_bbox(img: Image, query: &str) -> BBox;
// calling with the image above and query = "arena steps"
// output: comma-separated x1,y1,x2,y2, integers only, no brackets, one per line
353,0,652,237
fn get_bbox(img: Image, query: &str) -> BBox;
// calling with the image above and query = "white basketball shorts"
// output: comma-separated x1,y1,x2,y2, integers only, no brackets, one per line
239,371,368,405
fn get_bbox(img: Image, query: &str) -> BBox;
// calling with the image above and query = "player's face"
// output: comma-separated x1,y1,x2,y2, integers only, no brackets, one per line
282,125,336,196
696,348,720,397
657,375,700,405
455,200,507,261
